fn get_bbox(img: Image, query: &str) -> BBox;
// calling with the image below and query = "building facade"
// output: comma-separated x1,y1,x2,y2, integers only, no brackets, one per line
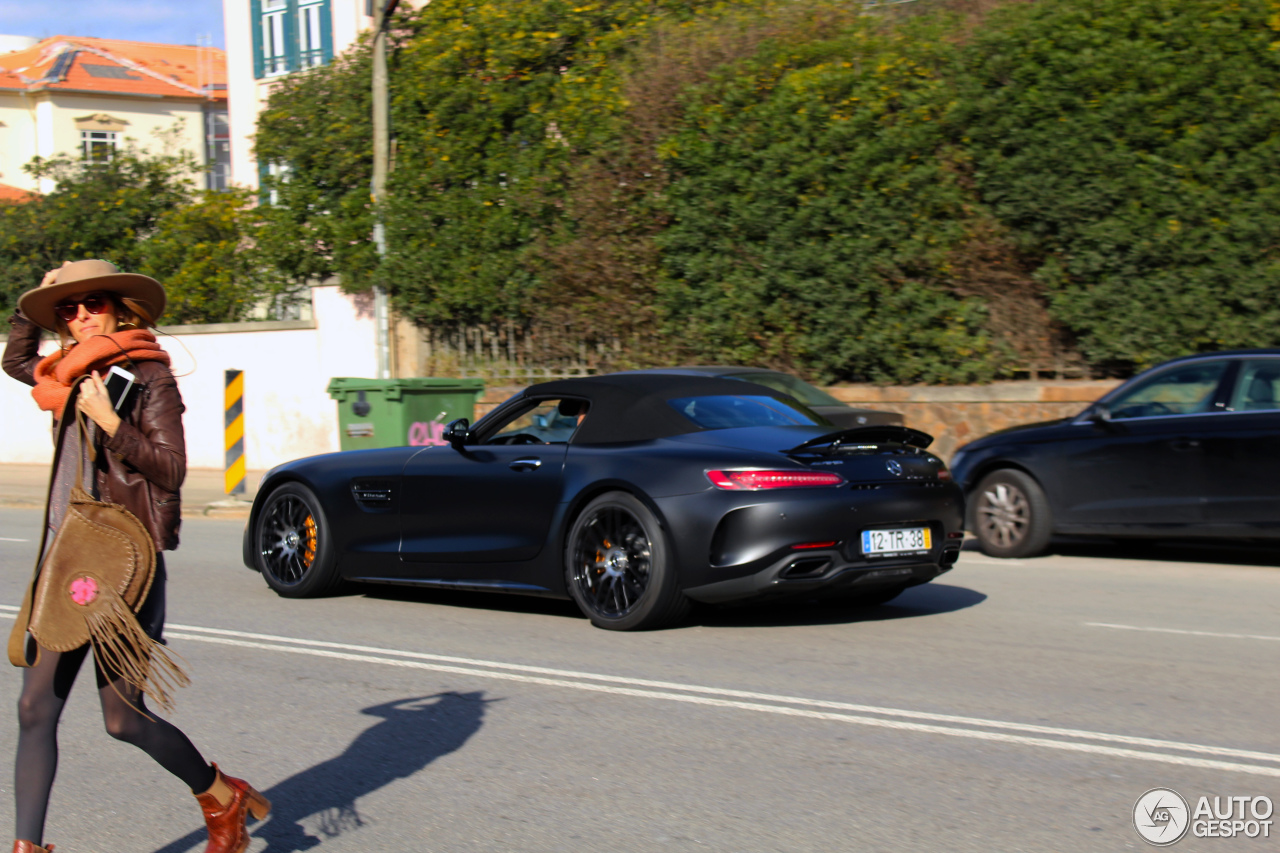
0,36,229,195
222,0,428,190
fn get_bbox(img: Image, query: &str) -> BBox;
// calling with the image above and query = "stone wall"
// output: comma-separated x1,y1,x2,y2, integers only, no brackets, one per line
476,379,1122,462
477,386,526,420
824,381,1121,461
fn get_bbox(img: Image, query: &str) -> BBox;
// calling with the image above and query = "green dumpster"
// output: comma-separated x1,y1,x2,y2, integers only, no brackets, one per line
326,377,485,451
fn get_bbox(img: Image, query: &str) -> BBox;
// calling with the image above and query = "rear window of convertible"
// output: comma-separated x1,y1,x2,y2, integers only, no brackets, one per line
668,395,828,430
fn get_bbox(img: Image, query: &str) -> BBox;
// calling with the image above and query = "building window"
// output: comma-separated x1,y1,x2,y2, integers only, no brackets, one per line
259,160,292,206
299,0,326,68
261,0,289,76
204,107,231,191
252,0,333,79
81,130,118,162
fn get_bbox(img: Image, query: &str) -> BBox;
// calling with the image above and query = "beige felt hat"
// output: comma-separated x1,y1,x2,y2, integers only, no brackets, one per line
18,259,166,332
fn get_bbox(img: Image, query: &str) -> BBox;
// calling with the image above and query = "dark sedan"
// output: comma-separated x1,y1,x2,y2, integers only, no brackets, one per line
950,350,1280,557
620,366,904,427
244,374,962,629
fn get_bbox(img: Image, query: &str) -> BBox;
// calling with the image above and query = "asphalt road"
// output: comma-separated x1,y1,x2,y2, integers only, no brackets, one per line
0,507,1276,852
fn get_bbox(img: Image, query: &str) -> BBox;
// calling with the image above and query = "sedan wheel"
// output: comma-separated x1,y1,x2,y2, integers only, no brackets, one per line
565,492,690,630
973,469,1052,558
255,482,340,597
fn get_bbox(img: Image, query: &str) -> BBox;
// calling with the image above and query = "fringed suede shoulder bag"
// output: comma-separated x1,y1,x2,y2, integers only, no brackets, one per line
7,376,188,712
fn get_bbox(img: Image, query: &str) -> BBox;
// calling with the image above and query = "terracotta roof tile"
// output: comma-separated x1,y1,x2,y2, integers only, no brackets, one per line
0,183,37,202
0,36,225,101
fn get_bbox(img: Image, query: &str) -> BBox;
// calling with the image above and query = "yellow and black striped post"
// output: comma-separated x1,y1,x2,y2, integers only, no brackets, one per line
224,369,245,496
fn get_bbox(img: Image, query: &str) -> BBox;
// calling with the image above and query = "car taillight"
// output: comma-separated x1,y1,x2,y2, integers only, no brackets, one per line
706,470,847,490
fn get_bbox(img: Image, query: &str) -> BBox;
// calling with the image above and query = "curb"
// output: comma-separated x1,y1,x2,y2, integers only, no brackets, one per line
200,500,254,520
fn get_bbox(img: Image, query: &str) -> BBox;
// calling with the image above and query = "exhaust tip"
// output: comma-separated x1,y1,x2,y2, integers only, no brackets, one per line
780,557,832,579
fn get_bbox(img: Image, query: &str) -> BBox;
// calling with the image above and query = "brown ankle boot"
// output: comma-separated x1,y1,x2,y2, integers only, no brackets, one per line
13,842,54,853
195,763,271,853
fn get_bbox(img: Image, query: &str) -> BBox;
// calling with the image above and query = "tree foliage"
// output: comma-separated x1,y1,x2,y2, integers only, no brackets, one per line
0,145,195,317
0,143,291,325
254,37,383,294
141,190,294,325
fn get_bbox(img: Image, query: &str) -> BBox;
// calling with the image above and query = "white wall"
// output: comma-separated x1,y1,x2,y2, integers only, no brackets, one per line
0,285,378,470
0,335,62,463
0,93,39,190
221,0,259,190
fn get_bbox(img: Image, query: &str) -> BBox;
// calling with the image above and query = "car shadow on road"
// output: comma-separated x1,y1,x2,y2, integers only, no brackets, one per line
695,582,987,629
151,691,492,853
358,583,585,620
1049,538,1280,567
962,535,1280,568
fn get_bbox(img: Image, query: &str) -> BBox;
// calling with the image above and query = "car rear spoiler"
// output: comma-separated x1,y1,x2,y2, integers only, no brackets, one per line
785,425,934,453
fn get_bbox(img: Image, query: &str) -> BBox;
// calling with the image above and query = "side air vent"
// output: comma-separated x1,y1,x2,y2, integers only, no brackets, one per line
351,479,395,512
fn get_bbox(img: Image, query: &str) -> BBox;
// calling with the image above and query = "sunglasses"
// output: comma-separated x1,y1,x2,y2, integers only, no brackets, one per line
53,293,113,323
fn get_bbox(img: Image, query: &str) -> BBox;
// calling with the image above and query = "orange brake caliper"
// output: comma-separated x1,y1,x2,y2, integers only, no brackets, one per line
302,516,318,566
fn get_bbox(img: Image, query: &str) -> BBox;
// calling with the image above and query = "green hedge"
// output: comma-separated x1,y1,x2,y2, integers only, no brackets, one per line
248,0,1280,381
960,0,1280,371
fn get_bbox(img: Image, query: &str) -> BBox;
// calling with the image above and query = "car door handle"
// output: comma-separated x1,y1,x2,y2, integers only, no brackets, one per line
509,457,542,471
1170,438,1201,451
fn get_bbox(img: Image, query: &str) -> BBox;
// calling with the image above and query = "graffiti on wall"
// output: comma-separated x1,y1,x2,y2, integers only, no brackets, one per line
408,420,449,446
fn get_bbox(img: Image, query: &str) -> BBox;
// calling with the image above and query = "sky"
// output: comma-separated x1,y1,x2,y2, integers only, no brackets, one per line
0,0,226,49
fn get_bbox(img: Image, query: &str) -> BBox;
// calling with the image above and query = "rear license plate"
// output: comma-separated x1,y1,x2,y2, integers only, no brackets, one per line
862,527,931,557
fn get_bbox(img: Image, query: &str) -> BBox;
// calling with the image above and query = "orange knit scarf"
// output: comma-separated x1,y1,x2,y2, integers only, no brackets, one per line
31,330,171,415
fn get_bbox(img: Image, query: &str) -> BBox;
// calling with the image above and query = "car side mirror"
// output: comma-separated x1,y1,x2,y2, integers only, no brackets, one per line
443,418,472,448
1087,403,1112,425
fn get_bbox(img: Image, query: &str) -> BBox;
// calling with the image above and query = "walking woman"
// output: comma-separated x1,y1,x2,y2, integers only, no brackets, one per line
2,260,269,853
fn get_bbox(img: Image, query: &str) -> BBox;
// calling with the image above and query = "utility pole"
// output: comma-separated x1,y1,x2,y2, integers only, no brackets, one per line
371,0,400,379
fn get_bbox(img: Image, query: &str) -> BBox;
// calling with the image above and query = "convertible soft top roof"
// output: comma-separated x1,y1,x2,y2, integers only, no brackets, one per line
524,373,801,444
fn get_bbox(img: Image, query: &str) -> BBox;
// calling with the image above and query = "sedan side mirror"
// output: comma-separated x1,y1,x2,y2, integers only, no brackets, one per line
443,418,472,448
1087,403,1112,425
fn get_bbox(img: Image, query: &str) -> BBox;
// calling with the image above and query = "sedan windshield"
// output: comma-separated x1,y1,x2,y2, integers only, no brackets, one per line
668,395,830,430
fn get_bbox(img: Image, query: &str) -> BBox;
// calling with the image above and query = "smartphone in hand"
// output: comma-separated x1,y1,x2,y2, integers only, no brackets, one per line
104,365,137,412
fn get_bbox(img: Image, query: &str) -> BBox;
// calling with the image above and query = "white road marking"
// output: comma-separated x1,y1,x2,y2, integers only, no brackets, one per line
157,632,1280,778
1087,622,1280,643
0,537,28,542
161,624,1280,761
0,606,1275,776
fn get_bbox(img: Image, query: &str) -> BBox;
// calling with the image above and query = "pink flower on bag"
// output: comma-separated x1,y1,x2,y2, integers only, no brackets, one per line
69,576,99,606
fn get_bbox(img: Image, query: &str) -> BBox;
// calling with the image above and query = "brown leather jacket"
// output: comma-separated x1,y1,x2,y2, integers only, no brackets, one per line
4,313,185,550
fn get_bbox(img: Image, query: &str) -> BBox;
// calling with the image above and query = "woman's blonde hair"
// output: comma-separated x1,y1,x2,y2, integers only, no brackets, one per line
55,293,157,349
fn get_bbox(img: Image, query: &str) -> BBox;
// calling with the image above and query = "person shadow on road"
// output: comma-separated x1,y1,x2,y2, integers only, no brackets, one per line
152,691,490,853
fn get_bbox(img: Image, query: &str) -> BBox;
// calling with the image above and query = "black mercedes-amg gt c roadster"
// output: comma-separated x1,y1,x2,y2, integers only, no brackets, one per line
243,374,964,630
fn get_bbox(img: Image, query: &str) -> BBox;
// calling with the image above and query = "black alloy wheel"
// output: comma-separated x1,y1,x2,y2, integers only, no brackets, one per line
972,469,1053,559
565,492,690,631
255,482,340,597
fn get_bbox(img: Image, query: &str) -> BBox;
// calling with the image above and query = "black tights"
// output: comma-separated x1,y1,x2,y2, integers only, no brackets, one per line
14,644,216,845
